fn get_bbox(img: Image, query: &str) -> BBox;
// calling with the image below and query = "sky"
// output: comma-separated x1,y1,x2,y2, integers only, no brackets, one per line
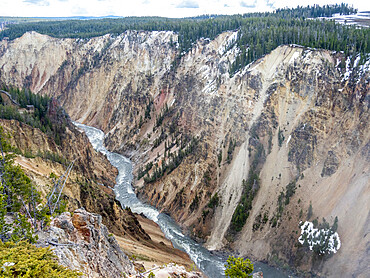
1,0,369,18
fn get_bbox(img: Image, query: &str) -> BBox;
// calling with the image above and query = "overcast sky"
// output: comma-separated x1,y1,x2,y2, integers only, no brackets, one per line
1,0,369,18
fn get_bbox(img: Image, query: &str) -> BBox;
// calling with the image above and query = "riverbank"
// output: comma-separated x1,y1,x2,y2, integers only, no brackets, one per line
116,214,197,271
77,122,294,278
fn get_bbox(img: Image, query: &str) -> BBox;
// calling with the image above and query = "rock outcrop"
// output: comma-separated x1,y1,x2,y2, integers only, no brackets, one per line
37,208,136,278
0,31,369,277
134,263,203,278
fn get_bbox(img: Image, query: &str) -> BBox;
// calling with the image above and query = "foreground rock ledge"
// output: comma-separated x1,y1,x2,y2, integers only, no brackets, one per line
37,208,136,278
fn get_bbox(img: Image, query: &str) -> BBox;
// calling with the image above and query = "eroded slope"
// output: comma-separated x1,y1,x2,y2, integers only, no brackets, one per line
0,31,369,277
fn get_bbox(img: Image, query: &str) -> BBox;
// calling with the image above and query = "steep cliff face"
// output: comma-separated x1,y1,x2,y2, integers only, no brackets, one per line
0,116,151,241
0,115,196,275
0,30,178,148
0,31,369,277
227,50,369,277
38,208,136,278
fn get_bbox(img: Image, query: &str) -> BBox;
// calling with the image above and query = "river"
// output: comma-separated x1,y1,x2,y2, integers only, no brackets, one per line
74,122,294,278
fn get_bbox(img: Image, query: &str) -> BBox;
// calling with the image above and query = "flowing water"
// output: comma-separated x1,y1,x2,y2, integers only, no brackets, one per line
74,122,294,278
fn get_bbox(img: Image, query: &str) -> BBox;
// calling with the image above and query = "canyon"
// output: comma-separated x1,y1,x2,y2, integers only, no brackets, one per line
0,30,369,277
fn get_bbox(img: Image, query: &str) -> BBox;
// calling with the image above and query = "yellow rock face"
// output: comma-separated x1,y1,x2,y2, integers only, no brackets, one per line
0,31,369,277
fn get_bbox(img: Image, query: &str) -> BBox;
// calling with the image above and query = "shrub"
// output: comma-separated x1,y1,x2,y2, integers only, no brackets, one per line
207,193,219,209
278,128,285,147
224,256,253,278
0,240,81,277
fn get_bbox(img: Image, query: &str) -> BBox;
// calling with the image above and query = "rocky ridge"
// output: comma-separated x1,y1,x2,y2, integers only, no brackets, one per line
0,31,369,277
38,208,136,278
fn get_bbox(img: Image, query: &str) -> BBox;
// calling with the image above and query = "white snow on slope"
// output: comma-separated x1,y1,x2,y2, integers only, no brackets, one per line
298,221,341,255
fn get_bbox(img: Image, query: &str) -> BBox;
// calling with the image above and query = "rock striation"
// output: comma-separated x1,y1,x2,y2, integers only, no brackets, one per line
0,30,369,277
0,104,194,276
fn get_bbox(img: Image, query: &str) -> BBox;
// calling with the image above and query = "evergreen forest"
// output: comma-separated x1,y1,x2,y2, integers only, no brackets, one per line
0,85,67,145
0,4,368,74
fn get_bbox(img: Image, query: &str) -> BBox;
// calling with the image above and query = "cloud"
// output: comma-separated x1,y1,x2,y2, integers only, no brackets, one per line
176,0,199,9
4,0,367,18
71,5,88,15
240,0,257,8
266,0,275,9
23,0,50,6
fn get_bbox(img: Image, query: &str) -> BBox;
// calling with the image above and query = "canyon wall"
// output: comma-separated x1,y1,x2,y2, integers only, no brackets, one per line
0,31,369,277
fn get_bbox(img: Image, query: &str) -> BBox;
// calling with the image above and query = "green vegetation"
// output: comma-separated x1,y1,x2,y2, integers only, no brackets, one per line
0,85,66,145
144,100,153,120
299,217,340,255
253,211,269,231
226,138,236,164
270,180,297,227
12,148,69,165
0,240,81,277
307,201,313,220
201,209,210,221
224,255,253,278
207,193,219,209
218,149,222,166
137,161,153,180
230,125,266,232
230,171,259,232
278,128,285,148
268,131,272,154
274,3,357,18
0,125,77,276
0,128,39,243
202,166,213,187
284,181,297,206
0,4,367,75
0,126,68,243
155,104,169,129
189,193,199,212
144,136,198,183
0,127,60,242
152,128,167,149
228,16,368,75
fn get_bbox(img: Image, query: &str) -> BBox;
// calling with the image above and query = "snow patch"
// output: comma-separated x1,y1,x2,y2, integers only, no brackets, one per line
353,55,361,68
341,54,370,83
202,79,217,95
342,56,352,82
286,135,291,147
298,221,341,255
218,31,238,56
327,12,370,27
289,51,300,64
357,56,370,83
335,58,341,68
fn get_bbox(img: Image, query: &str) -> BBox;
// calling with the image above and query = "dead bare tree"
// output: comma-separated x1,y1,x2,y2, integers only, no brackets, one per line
46,159,75,216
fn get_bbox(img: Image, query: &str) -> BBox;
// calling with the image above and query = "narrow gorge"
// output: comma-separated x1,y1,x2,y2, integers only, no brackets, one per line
0,26,369,277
